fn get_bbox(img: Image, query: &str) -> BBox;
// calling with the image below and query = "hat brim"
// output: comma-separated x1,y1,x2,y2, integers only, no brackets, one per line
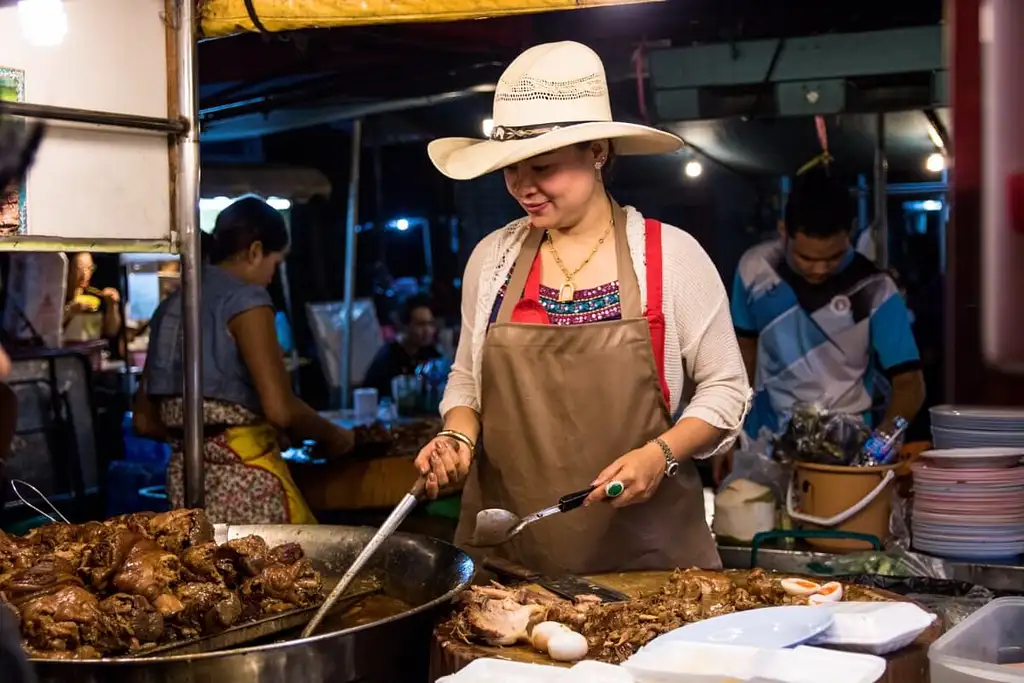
427,122,683,181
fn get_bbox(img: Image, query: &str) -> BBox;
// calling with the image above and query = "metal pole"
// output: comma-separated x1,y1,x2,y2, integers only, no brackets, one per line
873,113,889,268
176,0,204,508
857,174,869,236
421,221,434,288
0,101,185,133
339,119,363,410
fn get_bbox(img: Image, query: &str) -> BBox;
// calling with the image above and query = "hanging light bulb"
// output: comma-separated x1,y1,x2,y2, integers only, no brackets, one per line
18,0,68,48
685,160,703,178
925,152,946,173
481,118,494,138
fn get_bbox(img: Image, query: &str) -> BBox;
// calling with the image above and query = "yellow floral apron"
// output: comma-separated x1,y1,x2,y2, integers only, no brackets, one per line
160,398,316,525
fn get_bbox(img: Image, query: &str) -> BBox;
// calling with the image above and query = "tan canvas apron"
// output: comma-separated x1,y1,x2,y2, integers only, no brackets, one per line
454,210,721,575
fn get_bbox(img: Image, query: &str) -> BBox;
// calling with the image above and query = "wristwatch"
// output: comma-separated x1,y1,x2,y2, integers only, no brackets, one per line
649,437,679,477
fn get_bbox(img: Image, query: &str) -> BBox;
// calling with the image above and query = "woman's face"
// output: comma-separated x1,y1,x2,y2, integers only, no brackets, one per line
503,142,607,230
241,242,288,287
71,253,95,290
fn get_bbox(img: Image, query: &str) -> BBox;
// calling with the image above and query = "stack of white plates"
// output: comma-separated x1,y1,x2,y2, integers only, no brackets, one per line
930,405,1024,449
911,449,1024,560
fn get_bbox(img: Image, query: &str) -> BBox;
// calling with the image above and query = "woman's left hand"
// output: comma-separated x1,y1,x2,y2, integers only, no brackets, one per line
100,287,120,303
585,441,666,508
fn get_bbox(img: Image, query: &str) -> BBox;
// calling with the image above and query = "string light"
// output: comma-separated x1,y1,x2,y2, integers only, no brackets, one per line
685,160,703,178
925,152,946,173
481,118,494,138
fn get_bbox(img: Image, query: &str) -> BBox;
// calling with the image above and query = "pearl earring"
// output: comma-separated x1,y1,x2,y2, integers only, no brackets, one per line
594,161,603,170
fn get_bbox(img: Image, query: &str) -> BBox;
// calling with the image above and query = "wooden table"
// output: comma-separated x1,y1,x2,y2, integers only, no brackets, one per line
429,570,941,683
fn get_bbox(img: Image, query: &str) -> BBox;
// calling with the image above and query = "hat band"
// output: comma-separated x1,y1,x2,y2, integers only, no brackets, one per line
489,120,598,142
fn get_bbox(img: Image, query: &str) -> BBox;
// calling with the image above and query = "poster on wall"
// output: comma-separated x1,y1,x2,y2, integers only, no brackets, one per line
0,66,26,236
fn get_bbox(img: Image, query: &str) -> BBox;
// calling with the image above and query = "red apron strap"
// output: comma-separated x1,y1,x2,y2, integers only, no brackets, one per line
510,246,551,324
644,218,671,407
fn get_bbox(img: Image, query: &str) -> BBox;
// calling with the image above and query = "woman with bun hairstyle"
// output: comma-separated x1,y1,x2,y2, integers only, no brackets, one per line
414,42,751,574
134,195,353,524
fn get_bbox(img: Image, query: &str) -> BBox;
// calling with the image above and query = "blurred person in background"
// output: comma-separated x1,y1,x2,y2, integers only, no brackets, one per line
718,169,925,482
133,196,354,524
362,293,443,399
64,252,122,346
0,104,38,683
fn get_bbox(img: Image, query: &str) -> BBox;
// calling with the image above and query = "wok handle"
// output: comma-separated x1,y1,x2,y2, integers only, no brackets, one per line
410,475,427,499
482,556,539,581
557,486,596,512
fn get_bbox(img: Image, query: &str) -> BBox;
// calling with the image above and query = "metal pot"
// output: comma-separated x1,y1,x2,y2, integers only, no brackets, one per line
32,524,474,683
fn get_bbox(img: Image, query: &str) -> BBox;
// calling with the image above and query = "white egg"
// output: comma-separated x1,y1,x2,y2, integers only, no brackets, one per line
547,630,589,662
780,578,822,596
530,621,571,652
807,581,843,604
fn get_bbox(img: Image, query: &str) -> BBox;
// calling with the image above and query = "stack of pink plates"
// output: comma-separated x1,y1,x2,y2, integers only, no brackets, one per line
911,448,1024,560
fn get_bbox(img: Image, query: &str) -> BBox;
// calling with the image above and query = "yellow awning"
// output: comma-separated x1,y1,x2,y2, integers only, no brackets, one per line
200,0,662,38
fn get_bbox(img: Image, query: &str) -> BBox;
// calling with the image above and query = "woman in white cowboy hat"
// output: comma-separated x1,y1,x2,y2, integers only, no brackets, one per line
415,41,751,574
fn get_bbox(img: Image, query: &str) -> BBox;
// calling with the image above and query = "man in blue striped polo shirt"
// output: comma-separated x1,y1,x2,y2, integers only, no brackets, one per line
730,169,925,440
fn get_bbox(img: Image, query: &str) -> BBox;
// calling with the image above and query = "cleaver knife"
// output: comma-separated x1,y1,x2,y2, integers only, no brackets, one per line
482,556,630,603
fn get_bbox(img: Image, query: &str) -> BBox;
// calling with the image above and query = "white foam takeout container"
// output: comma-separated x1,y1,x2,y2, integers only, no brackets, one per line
622,642,887,683
435,658,634,683
808,601,938,655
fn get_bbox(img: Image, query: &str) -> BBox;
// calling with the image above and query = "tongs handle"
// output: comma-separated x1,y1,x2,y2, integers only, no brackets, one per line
557,486,596,513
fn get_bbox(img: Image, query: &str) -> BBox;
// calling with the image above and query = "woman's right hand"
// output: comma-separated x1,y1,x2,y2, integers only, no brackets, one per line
414,435,472,500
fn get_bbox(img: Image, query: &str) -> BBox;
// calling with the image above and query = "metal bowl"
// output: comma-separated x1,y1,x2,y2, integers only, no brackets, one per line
31,524,475,683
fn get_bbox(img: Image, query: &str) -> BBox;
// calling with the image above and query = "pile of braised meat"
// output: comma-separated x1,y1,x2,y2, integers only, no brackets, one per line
0,510,323,660
442,568,880,664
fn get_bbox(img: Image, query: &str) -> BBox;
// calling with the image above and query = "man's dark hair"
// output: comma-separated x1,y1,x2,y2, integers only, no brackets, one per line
208,195,289,265
784,169,854,239
397,293,434,326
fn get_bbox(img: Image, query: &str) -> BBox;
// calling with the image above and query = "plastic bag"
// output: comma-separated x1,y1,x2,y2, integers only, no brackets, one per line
804,546,948,579
721,428,790,502
839,577,1010,630
888,489,912,549
772,402,870,467
906,585,997,630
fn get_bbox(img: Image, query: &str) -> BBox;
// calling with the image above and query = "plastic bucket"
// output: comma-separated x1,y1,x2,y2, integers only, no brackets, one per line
788,461,898,553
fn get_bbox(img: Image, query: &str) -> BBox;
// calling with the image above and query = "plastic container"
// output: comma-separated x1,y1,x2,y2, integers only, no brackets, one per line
929,597,1024,683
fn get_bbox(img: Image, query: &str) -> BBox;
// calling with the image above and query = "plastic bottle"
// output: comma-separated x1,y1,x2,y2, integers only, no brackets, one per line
855,416,909,466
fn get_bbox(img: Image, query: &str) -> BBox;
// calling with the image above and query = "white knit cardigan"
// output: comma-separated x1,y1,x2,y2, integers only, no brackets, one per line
439,206,752,458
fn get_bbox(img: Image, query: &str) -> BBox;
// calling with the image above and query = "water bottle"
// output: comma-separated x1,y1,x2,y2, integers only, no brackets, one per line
855,416,909,466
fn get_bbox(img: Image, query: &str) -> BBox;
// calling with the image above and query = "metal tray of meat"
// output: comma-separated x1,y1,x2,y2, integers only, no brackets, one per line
25,524,475,683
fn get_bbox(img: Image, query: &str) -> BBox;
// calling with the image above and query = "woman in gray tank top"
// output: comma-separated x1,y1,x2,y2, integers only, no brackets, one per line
133,196,354,524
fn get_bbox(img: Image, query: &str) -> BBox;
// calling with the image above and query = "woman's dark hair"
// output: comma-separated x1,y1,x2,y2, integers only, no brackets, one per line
575,140,617,178
784,168,854,238
397,293,434,325
208,195,289,265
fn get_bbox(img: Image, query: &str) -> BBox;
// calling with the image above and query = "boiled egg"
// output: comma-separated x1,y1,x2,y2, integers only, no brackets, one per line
808,581,843,604
547,629,589,662
530,621,572,652
780,578,821,596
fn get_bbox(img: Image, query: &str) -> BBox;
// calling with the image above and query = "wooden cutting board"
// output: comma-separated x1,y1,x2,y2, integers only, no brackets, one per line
429,570,941,683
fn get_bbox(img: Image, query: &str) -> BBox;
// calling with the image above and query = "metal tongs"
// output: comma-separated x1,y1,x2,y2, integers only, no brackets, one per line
9,479,69,524
470,480,623,547
301,476,427,638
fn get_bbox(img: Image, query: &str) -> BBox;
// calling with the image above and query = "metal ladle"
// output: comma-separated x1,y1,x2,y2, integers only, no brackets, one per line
301,476,426,637
470,480,624,547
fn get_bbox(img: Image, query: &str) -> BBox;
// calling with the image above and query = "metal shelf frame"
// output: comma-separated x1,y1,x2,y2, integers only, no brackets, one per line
1,0,205,507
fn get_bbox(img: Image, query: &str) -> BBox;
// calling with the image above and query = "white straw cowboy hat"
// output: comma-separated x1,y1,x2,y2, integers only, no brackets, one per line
428,41,683,180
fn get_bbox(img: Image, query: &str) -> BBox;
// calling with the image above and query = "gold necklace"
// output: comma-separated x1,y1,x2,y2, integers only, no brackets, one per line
545,217,614,302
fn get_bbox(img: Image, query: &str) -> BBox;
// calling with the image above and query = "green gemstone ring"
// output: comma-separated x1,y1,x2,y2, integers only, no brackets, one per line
605,480,625,498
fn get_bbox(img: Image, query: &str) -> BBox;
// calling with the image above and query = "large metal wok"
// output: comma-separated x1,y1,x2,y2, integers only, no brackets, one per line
31,524,474,683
